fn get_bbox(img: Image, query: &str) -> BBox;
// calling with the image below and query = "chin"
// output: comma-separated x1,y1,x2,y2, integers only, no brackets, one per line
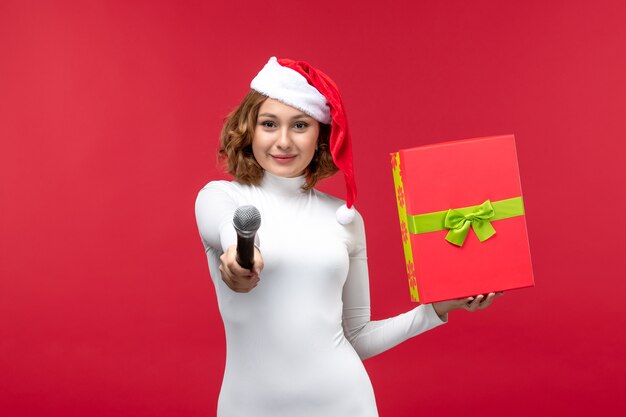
267,166,305,178
273,171,299,178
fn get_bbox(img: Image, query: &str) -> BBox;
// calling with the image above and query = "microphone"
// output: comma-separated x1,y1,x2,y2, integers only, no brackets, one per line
232,205,261,270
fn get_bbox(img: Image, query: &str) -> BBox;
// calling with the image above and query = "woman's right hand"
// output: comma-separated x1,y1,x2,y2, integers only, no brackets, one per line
219,245,264,293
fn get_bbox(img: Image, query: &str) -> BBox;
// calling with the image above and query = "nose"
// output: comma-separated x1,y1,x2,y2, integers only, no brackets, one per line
276,127,292,150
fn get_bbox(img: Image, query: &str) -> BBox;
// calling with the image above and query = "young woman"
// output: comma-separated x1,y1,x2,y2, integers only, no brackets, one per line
195,57,501,417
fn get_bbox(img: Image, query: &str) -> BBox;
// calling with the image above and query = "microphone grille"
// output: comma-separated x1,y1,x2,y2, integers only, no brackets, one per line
233,205,261,233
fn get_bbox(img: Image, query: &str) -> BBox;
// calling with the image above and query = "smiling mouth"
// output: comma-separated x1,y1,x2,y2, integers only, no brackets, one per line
271,154,296,160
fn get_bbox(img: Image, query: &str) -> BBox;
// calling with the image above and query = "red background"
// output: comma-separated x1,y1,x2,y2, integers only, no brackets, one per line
1,1,625,416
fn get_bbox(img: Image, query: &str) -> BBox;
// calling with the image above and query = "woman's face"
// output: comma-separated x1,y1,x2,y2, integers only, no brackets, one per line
252,98,320,178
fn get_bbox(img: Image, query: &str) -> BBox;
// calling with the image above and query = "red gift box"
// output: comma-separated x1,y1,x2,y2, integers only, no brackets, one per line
391,134,534,303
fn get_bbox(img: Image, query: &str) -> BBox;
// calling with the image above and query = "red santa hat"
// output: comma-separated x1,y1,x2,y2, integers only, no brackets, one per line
250,57,357,225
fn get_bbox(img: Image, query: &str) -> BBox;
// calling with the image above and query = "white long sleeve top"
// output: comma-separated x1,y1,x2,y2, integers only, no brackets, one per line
195,171,446,417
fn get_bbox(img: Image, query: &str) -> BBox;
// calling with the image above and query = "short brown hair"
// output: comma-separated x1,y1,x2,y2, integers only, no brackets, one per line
218,90,338,191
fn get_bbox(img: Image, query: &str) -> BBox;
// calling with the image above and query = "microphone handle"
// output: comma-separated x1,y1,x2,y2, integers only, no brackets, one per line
235,233,256,270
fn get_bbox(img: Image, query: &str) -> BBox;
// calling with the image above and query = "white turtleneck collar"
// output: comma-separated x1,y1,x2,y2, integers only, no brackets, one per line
259,171,308,198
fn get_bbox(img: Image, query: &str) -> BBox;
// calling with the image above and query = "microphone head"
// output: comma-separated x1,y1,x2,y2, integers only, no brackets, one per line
233,205,261,235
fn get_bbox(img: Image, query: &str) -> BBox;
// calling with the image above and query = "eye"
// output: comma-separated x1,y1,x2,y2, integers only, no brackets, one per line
259,120,276,128
294,121,309,129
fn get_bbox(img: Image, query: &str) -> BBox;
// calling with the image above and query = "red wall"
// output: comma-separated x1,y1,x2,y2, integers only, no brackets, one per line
1,1,624,416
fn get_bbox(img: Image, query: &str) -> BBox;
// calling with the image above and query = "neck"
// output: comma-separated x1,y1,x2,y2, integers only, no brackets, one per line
260,171,307,197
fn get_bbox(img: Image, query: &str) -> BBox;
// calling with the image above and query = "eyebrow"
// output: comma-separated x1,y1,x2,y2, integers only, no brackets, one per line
258,112,312,120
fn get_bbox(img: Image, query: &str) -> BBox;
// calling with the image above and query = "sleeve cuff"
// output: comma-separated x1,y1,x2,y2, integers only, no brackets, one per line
425,303,448,324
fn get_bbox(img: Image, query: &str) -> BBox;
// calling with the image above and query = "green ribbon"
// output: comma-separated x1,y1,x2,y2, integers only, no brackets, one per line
444,200,496,246
406,196,525,247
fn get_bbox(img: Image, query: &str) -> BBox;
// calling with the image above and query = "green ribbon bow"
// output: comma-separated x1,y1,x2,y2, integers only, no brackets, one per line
444,200,496,246
405,196,525,247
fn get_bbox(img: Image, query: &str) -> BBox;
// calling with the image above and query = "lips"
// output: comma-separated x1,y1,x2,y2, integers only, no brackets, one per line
270,154,297,163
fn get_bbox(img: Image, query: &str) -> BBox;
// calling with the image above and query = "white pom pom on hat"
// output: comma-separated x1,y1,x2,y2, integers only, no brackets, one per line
336,204,356,225
250,56,358,224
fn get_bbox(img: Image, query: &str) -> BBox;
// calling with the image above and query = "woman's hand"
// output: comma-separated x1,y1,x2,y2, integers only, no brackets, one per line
432,292,503,319
219,245,264,293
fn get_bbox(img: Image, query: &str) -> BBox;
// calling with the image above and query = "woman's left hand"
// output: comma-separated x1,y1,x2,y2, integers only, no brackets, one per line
432,292,503,319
